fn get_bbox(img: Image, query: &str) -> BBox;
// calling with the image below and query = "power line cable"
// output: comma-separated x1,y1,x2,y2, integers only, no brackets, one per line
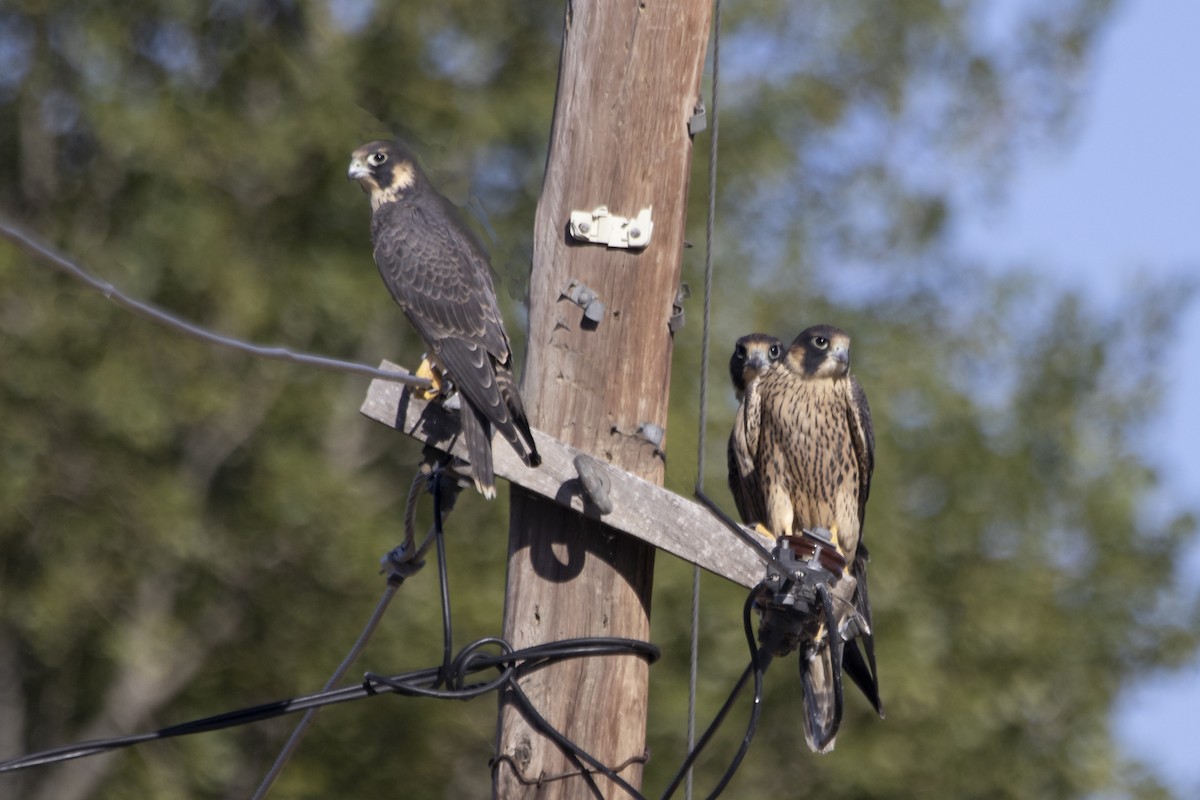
660,586,773,800
0,469,772,799
250,468,442,799
695,0,723,489
0,218,429,389
432,471,455,687
1,480,775,800
251,581,400,799
0,637,660,775
690,0,724,796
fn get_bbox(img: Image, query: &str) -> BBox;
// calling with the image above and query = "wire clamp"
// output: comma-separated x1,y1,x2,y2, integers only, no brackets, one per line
762,529,843,608
757,529,845,656
568,206,653,249
379,542,426,585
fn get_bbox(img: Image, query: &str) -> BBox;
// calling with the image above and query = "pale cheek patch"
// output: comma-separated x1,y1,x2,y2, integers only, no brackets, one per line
392,161,416,190
370,161,416,211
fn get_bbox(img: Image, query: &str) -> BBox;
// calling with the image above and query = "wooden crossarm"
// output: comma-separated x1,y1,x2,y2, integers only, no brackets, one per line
359,361,768,590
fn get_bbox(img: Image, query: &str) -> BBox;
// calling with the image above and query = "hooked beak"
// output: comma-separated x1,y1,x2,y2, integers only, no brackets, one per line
745,350,771,373
347,157,371,182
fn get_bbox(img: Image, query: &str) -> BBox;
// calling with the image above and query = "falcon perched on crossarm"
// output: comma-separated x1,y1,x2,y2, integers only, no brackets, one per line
732,324,883,750
348,140,540,498
727,333,783,527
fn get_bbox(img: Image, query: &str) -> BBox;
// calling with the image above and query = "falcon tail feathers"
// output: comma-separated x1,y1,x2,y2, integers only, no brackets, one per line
843,639,884,718
491,416,538,470
496,364,540,467
458,403,496,500
435,339,539,471
801,636,844,754
846,553,883,716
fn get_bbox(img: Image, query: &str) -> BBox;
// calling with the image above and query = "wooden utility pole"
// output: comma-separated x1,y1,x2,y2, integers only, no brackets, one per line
493,0,713,796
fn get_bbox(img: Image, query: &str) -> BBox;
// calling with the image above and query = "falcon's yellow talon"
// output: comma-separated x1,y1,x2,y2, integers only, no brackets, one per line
828,524,845,552
753,522,776,539
415,357,444,401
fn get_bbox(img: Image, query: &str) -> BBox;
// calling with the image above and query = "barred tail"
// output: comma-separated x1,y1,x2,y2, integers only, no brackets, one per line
459,403,496,500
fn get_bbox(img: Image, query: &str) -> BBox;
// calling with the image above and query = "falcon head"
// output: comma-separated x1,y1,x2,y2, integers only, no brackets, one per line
348,140,418,211
787,324,852,379
729,333,784,398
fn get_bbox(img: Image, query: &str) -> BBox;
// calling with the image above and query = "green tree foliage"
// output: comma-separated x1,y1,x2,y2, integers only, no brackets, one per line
0,0,1194,798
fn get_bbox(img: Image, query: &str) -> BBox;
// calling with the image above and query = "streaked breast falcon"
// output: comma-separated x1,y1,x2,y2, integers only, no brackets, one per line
348,140,540,498
727,333,783,527
743,323,883,750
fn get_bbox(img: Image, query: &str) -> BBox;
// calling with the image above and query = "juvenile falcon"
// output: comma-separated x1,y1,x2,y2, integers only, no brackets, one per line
726,333,783,526
348,140,540,498
743,324,882,749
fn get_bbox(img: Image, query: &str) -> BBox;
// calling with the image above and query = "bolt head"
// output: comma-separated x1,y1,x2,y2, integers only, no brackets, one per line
578,221,591,234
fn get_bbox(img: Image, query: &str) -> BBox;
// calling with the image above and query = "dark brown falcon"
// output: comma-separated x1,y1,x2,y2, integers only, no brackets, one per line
739,323,882,750
348,140,540,498
726,333,783,527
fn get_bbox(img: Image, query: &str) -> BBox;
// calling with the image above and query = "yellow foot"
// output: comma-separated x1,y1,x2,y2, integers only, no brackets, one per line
752,522,776,539
415,356,444,401
827,524,845,555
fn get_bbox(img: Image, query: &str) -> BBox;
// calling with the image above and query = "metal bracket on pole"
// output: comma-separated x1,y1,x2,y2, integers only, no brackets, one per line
568,206,654,249
563,279,606,324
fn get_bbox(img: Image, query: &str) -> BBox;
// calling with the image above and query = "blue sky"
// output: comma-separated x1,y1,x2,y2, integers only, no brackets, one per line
958,2,1200,794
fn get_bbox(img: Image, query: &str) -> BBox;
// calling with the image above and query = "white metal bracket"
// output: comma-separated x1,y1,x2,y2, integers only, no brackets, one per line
568,206,653,249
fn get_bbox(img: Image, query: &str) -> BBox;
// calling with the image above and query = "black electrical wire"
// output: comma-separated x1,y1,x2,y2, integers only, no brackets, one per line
0,463,663,780
252,469,450,799
433,470,454,688
1,612,762,797
251,580,401,800
659,585,775,800
447,636,515,694
2,582,769,799
2,460,782,798
694,489,784,572
700,586,778,800
0,637,660,775
506,679,619,800
376,464,654,800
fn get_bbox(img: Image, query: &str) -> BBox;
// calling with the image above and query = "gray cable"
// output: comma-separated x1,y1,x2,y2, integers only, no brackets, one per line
250,579,400,800
0,219,430,388
688,1,723,796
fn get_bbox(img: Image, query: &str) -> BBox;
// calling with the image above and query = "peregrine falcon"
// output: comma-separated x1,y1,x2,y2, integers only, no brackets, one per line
726,333,783,526
348,140,540,498
739,324,882,749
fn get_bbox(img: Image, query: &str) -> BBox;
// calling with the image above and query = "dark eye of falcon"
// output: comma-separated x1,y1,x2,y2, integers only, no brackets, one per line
768,344,782,360
734,345,747,361
813,336,829,350
368,151,388,166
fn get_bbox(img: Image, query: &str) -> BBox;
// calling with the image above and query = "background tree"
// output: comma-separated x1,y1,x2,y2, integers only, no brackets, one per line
0,0,1194,798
